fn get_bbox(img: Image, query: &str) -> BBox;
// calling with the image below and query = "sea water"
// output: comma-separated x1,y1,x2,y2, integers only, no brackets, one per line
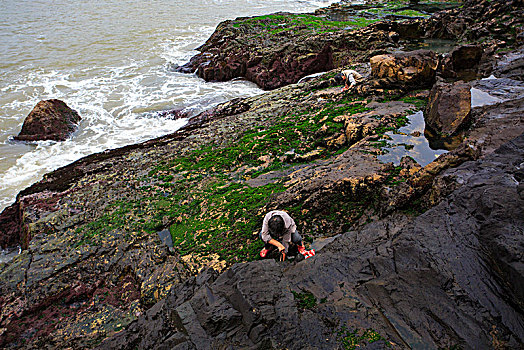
0,0,338,212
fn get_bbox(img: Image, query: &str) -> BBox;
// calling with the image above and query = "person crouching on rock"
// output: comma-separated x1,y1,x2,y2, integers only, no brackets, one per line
259,210,306,261
334,69,363,92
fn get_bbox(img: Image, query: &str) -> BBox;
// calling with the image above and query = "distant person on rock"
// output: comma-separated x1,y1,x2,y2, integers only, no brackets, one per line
259,210,308,261
334,69,363,92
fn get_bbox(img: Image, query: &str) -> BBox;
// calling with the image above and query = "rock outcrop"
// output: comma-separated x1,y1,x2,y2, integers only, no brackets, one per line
99,133,524,350
1,1,523,348
176,12,395,90
14,99,81,142
369,49,439,89
424,80,472,136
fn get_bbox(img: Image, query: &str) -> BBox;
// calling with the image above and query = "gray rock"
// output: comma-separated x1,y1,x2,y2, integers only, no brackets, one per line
100,133,524,349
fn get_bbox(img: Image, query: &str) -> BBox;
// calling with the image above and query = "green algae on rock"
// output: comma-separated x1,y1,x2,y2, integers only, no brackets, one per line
1,0,524,348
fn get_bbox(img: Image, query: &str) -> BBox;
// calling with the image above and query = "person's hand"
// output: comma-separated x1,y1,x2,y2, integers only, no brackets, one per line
279,251,286,261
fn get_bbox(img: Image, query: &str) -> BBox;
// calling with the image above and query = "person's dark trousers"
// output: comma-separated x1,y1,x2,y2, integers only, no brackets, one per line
291,230,303,246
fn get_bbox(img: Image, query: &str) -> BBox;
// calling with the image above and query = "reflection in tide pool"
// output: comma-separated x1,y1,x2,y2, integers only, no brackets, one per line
377,111,448,167
396,38,456,54
470,87,503,108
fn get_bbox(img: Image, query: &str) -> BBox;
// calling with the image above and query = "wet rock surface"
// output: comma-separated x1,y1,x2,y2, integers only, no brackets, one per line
1,1,523,348
425,80,471,136
100,133,524,350
13,99,81,142
492,47,524,81
466,96,524,156
471,76,524,102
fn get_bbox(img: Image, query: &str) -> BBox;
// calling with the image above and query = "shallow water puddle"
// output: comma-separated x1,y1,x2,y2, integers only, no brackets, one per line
377,111,448,167
471,87,503,108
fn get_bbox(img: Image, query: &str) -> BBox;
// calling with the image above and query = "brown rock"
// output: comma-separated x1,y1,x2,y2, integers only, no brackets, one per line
14,99,81,142
440,45,484,80
451,44,483,71
369,49,439,89
425,81,472,136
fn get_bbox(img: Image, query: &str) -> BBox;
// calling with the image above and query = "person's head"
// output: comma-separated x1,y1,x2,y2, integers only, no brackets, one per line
268,215,284,236
334,73,345,84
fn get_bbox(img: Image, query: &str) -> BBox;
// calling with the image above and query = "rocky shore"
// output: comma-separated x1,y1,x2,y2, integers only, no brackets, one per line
1,0,523,348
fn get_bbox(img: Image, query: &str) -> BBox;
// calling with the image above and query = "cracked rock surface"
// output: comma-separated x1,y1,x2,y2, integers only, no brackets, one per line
100,133,524,349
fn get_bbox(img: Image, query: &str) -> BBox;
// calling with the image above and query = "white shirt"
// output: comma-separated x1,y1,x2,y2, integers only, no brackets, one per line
341,69,363,87
260,210,297,244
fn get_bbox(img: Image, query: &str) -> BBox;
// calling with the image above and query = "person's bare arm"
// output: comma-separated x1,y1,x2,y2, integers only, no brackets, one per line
268,239,285,251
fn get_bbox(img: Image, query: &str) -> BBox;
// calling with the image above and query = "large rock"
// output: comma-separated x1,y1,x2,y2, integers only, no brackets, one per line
440,44,484,80
14,99,81,142
425,80,471,136
450,44,483,71
175,9,399,90
369,49,439,89
99,133,524,349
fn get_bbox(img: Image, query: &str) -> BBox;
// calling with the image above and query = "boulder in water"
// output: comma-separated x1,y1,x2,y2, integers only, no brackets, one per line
14,99,81,142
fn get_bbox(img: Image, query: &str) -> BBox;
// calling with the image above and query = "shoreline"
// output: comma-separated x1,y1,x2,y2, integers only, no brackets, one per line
1,0,523,348
0,0,339,215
